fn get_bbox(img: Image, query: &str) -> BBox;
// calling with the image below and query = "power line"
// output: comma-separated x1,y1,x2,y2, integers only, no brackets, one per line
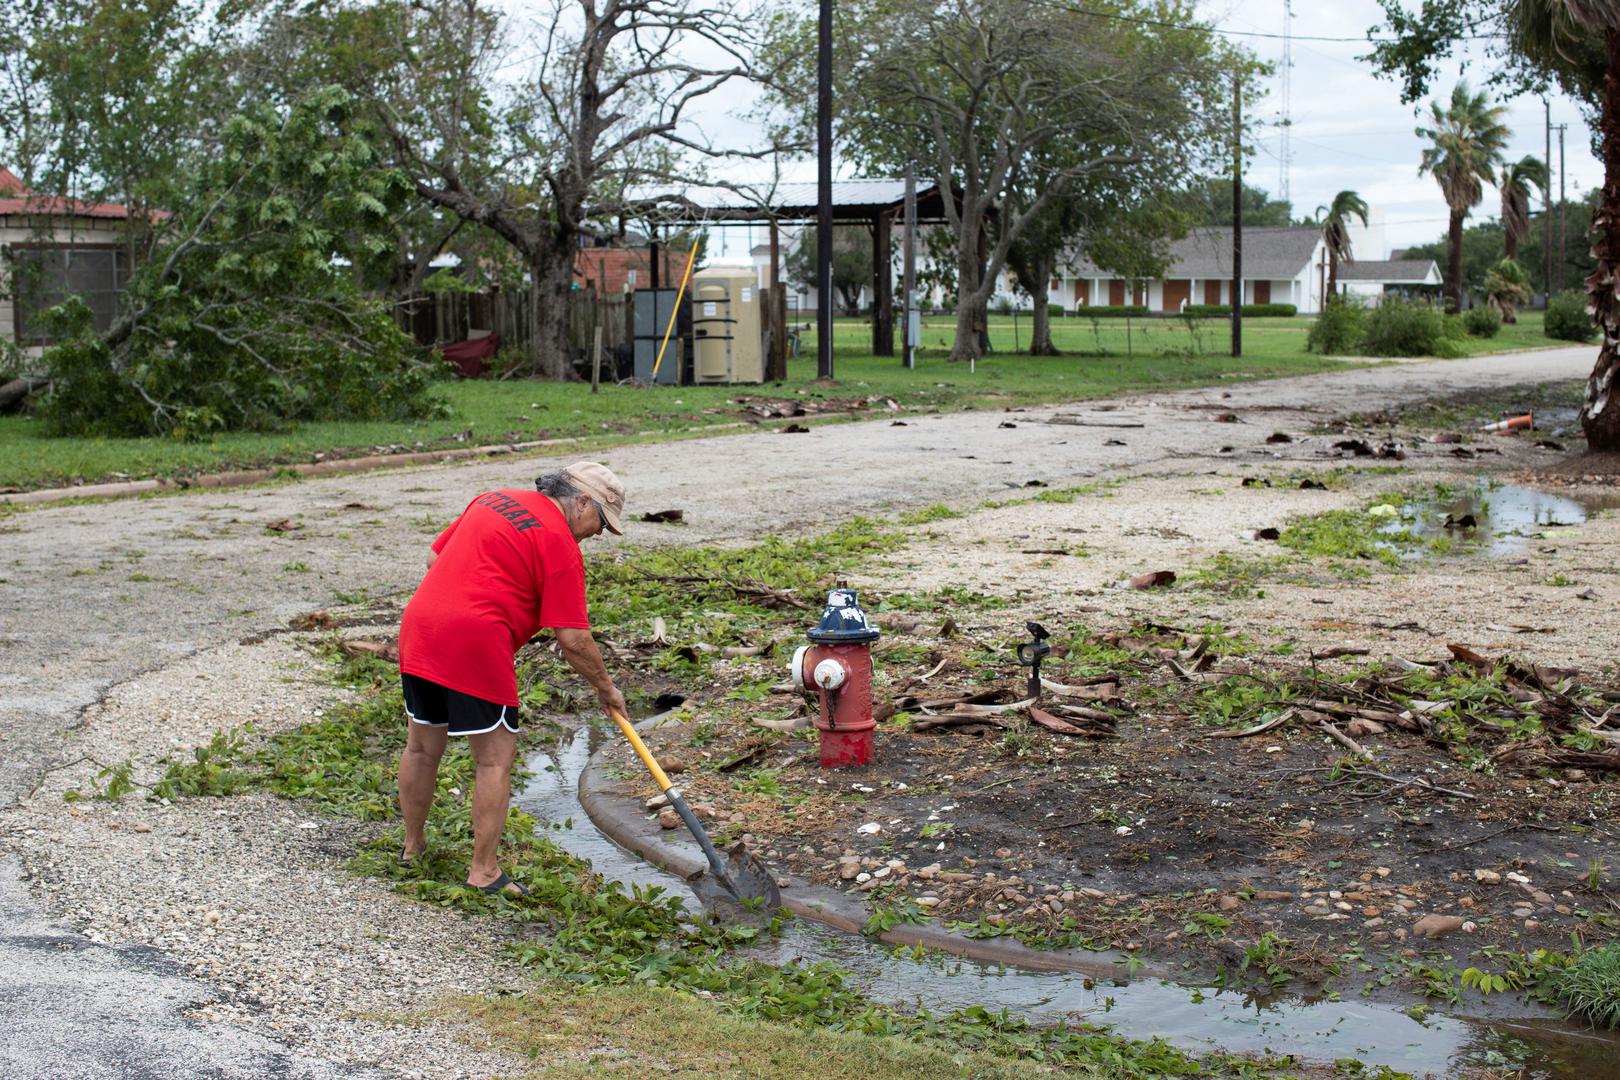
1028,0,1502,43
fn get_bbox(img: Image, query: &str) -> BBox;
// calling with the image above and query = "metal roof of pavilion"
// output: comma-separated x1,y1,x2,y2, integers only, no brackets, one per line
628,178,947,223
1336,258,1441,284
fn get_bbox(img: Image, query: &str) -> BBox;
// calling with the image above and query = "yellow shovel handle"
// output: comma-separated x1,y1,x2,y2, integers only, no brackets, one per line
609,708,674,792
650,242,700,381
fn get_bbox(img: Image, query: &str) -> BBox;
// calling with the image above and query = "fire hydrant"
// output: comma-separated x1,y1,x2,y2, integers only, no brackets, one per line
791,588,880,767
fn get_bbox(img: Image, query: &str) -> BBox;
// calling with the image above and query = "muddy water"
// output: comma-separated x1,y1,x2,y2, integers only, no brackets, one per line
512,722,1617,1078
1391,481,1620,558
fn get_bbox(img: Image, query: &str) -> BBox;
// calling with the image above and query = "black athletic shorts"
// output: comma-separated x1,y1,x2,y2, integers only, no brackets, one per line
401,672,520,735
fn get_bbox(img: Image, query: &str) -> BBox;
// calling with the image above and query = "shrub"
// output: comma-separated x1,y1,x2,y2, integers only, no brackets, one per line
1075,304,1149,317
1462,305,1502,337
1361,297,1462,358
1546,290,1598,343
1047,303,1064,317
1182,303,1298,318
1306,295,1366,355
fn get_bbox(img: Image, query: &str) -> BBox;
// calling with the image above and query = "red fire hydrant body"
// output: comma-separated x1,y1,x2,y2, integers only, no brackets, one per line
792,590,880,768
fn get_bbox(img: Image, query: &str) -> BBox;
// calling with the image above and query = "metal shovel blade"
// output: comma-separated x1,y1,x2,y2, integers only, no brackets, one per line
719,840,781,909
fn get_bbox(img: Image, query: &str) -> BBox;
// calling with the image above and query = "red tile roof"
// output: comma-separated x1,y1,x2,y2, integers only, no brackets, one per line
0,166,149,220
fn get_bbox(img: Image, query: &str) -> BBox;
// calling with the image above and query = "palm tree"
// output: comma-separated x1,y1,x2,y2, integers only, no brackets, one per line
1416,82,1510,313
1508,1,1619,451
1497,155,1548,262
1314,190,1369,298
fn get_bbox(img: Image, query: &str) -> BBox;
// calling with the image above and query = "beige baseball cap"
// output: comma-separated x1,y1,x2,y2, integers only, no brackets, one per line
563,461,626,535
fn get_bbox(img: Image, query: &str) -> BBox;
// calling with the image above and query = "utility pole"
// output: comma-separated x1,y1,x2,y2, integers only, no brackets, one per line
1544,101,1553,304
902,165,917,369
1231,73,1243,359
815,0,834,380
1556,123,1568,296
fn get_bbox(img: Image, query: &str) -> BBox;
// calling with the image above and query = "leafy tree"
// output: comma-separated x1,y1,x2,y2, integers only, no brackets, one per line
1312,190,1370,297
1367,0,1620,450
1177,178,1294,228
1417,82,1510,313
775,0,1242,362
785,227,873,315
1498,155,1549,261
37,88,440,437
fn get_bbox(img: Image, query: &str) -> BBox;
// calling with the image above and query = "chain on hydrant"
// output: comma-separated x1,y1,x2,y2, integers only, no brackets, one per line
790,588,880,768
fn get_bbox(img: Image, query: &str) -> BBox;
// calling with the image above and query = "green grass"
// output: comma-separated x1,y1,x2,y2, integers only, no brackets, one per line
3,311,1566,491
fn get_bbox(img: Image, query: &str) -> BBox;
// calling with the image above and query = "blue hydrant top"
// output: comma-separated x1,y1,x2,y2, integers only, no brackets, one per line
807,588,881,644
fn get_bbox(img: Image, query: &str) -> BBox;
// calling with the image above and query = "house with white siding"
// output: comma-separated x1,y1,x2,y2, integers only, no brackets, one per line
1055,226,1332,313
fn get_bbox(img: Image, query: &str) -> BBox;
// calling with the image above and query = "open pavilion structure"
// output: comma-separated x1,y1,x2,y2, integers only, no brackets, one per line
629,178,953,362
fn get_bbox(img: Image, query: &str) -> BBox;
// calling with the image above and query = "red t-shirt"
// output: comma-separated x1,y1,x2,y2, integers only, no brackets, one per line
398,490,590,706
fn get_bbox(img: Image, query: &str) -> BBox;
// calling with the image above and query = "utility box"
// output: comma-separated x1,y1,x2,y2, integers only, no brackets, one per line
633,288,688,385
691,268,763,384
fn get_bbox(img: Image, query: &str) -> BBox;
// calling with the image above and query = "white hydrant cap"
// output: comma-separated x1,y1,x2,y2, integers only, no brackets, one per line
813,658,847,691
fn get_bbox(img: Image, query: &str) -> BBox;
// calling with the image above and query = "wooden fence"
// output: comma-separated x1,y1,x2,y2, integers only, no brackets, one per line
396,288,632,359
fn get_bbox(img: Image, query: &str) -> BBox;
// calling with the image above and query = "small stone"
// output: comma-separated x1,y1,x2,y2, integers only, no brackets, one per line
132,823,152,834
645,793,670,811
661,756,688,775
657,807,680,830
1375,867,1391,878
839,864,860,881
1218,895,1242,912
915,896,940,908
1412,914,1466,939
857,822,881,835
1524,919,1541,930
994,847,1013,859
1255,890,1293,901
1458,897,1475,909
1533,890,1554,905
872,866,892,879
1506,871,1532,885
1473,869,1501,885
1363,918,1385,928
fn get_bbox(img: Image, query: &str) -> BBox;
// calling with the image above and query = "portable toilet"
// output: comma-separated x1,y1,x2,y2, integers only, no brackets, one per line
690,268,763,384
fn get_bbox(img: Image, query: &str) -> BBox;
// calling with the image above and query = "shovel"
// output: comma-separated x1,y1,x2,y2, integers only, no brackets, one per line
607,708,781,909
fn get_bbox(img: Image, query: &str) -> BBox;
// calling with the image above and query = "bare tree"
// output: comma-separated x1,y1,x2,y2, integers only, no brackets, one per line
375,0,776,378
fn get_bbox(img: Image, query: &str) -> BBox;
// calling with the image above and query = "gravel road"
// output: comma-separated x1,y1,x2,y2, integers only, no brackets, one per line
0,345,1598,1077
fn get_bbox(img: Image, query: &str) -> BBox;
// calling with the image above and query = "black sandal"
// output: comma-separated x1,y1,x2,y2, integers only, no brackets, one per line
472,870,529,896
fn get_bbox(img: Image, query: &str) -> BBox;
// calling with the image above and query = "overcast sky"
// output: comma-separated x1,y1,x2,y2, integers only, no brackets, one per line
668,0,1602,261
1202,0,1599,256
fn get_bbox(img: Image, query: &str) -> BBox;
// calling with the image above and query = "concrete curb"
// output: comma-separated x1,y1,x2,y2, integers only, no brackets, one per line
0,414,858,507
576,751,1175,982
0,436,591,506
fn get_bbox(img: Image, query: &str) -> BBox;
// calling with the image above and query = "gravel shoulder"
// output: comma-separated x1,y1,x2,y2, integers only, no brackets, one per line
0,345,1603,1076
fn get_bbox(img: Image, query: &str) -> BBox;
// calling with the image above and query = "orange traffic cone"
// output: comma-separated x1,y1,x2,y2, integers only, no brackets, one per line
1480,412,1532,434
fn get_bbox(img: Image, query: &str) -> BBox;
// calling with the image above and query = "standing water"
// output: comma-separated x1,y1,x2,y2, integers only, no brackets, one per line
513,721,1616,1078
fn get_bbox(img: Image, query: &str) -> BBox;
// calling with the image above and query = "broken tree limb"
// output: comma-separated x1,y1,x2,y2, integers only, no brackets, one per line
0,376,47,412
1210,707,1297,739
1317,719,1373,760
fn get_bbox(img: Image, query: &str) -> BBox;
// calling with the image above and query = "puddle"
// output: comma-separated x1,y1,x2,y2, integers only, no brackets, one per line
1384,481,1620,559
512,718,1620,1077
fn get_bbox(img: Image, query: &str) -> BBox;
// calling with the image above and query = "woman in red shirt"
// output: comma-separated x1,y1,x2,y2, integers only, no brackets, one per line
396,462,628,895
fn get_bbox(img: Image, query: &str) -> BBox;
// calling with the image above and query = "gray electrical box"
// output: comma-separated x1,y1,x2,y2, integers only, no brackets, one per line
633,288,686,385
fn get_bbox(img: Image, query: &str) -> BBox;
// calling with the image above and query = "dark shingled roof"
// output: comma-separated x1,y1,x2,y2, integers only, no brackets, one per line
1063,226,1323,279
1336,258,1440,283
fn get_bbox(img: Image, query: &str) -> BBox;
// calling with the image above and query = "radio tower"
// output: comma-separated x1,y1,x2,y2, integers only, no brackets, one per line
1278,0,1293,208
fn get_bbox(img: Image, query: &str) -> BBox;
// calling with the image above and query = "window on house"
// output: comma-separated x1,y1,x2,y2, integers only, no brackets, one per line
627,269,638,286
8,245,131,344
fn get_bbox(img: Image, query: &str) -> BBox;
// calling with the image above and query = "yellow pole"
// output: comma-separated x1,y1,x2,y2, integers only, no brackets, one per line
650,242,699,382
608,708,674,792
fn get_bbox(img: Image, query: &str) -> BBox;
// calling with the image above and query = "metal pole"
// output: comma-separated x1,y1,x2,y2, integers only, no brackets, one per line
1544,100,1553,304
1231,73,1243,359
903,165,916,368
816,0,834,379
1557,123,1567,295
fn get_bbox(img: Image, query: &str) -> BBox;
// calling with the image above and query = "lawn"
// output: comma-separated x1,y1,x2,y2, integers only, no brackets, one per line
0,312,1568,491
